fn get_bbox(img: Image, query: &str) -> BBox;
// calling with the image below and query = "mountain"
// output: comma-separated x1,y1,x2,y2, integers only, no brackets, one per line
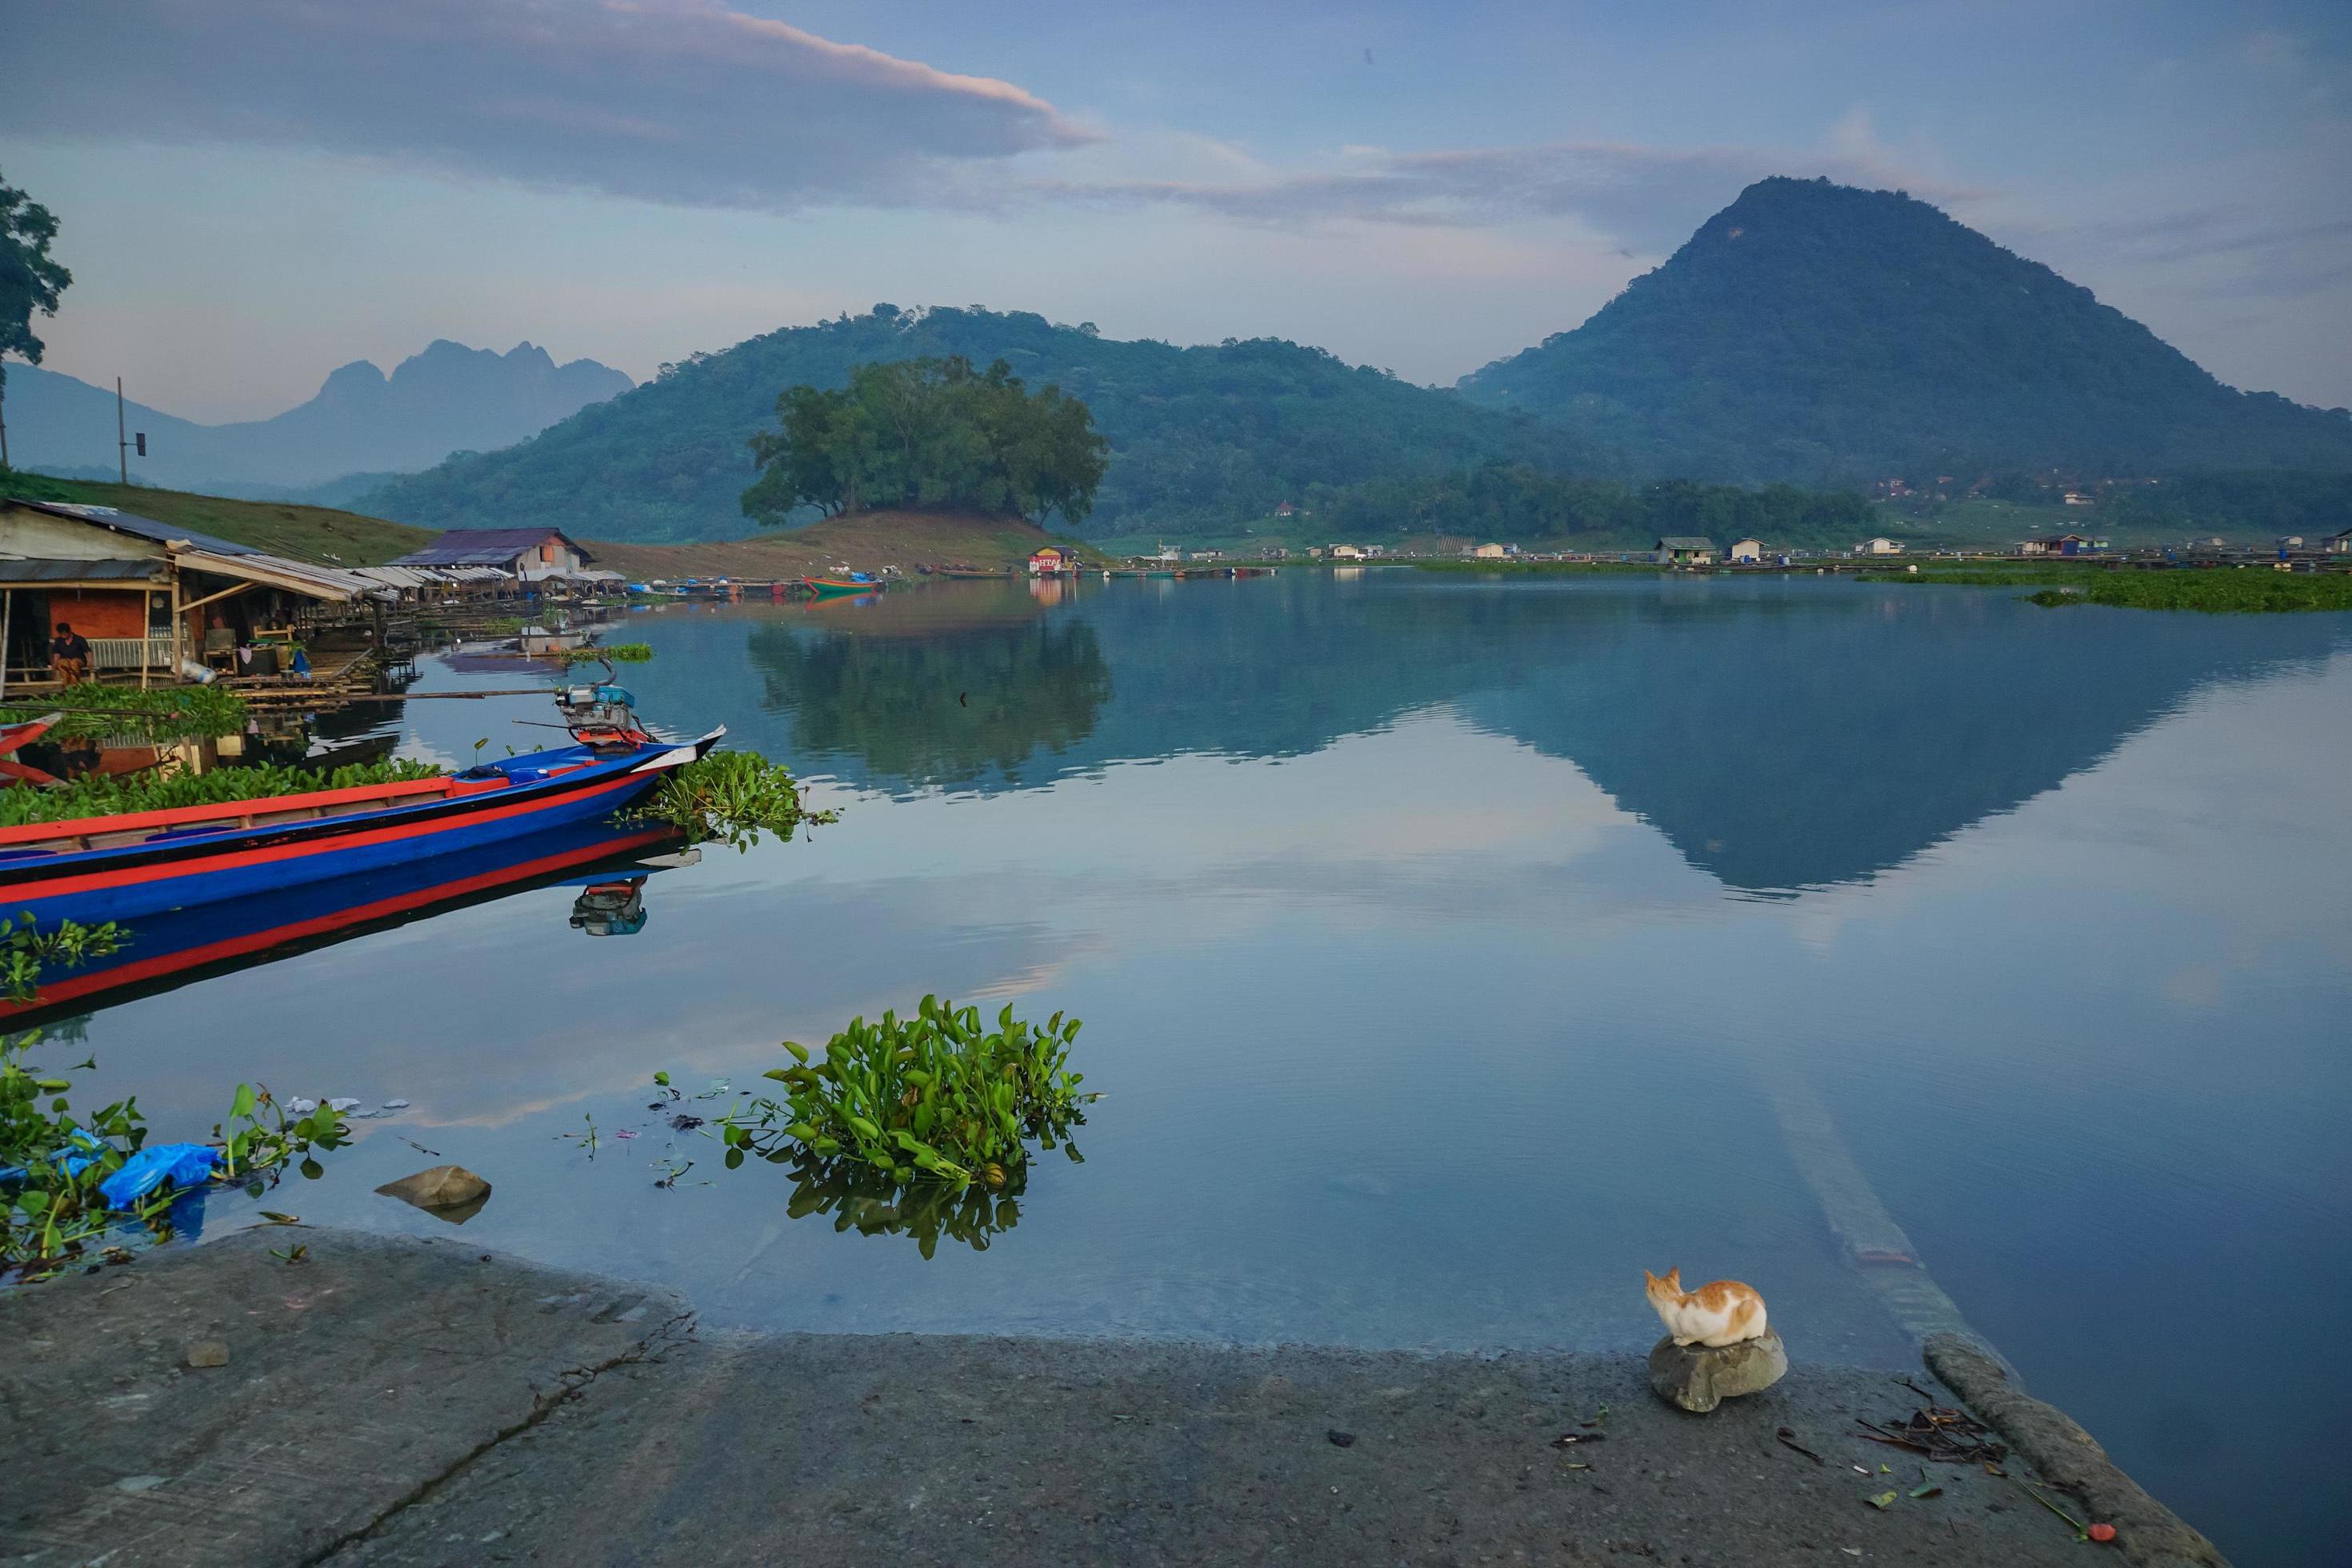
358,307,1586,543
2,341,634,492
1456,176,2352,482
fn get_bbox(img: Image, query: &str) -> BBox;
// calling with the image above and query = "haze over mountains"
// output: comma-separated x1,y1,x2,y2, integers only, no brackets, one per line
5,340,633,496
350,178,2352,545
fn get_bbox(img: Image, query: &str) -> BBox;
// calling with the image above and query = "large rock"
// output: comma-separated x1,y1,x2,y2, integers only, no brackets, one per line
1649,1330,1788,1413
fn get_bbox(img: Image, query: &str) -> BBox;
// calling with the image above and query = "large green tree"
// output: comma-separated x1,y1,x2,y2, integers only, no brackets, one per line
742,354,1108,527
0,170,73,468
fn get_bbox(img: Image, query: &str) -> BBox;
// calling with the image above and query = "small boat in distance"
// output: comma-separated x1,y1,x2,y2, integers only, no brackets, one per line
803,573,884,597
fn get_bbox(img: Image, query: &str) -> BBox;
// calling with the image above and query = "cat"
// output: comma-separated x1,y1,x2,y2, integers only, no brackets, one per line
1643,1267,1769,1348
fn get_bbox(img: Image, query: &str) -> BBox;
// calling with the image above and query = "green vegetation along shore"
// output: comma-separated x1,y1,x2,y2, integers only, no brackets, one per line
1866,561,2352,612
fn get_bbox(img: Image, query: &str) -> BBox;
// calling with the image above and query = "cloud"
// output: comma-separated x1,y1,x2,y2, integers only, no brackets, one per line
0,0,1093,211
1034,137,1988,253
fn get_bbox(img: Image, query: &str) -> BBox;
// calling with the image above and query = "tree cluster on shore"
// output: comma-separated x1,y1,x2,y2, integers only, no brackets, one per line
1310,464,1874,546
741,355,1108,527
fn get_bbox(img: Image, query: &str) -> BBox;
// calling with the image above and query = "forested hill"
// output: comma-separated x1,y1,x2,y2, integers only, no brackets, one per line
1456,177,2352,482
358,307,1585,543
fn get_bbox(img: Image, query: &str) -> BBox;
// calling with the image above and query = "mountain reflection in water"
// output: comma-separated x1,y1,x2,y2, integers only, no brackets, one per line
666,574,2342,893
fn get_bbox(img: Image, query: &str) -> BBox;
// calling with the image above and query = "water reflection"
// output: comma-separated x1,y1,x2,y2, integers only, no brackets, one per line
675,576,2345,892
746,614,1112,794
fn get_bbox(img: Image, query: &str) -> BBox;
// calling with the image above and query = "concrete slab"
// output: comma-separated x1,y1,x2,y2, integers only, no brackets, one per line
0,1229,2167,1566
0,1229,689,1566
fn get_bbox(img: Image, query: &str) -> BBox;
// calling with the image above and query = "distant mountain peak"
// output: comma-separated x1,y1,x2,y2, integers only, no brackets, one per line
1458,176,2352,478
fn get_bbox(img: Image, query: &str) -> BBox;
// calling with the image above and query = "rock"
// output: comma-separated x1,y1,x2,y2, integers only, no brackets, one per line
1648,1330,1787,1413
374,1165,493,1223
185,1340,230,1369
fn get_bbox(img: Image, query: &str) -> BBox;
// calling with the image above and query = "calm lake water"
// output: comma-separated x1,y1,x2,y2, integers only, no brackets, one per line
60,571,2352,1563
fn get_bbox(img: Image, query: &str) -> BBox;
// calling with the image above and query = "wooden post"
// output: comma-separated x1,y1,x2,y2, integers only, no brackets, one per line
117,378,129,484
0,587,11,699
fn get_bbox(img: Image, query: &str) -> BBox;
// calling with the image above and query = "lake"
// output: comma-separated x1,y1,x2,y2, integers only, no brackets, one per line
56,570,2352,1563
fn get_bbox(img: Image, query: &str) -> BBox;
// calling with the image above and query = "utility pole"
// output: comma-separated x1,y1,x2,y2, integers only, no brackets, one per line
118,377,129,482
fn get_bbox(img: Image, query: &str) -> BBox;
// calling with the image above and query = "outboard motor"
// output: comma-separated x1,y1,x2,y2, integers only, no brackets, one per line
569,878,648,936
554,655,654,750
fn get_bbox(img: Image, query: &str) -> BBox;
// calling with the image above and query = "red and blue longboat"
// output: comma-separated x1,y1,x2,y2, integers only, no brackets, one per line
0,727,722,929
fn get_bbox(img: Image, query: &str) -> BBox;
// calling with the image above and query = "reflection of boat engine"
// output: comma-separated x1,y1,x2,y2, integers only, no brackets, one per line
569,878,648,936
556,682,654,750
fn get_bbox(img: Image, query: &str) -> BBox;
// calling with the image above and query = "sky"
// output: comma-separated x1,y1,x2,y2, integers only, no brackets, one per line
3,0,2348,422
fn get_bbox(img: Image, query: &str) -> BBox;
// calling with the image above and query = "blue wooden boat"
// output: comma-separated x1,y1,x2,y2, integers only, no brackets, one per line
0,816,698,1025
0,728,721,928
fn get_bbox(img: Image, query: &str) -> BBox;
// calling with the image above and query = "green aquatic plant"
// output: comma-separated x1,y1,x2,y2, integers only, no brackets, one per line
0,756,444,829
2,1038,351,1270
554,642,654,666
1,911,123,1006
709,997,1090,1190
0,682,248,743
627,749,837,852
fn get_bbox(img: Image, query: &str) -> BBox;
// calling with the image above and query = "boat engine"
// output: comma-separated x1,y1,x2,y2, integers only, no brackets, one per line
555,679,653,750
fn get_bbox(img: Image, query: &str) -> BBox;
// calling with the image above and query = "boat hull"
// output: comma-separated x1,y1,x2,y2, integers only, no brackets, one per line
0,732,718,927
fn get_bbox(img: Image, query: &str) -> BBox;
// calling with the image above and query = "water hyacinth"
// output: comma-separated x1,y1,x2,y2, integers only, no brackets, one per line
714,997,1090,1190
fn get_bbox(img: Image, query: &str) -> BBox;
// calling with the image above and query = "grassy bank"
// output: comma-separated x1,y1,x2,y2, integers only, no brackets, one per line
2028,569,2352,612
0,470,436,565
1863,559,2352,611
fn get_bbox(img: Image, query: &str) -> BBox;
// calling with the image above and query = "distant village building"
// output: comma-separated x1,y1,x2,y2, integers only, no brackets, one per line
1189,548,1223,562
2062,490,2095,507
1026,546,1075,576
2330,530,2351,555
2278,535,2306,550
2019,534,2092,557
1473,542,1508,558
1360,544,1387,559
1654,535,1717,566
1272,502,1297,518
1330,544,1364,560
1260,544,1291,559
1727,538,1765,563
1857,537,1904,556
392,527,592,582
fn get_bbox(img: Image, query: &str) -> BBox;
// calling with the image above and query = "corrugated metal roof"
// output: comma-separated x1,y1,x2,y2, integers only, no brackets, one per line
0,557,169,585
173,546,388,603
1656,536,1717,550
2,496,256,557
390,527,590,568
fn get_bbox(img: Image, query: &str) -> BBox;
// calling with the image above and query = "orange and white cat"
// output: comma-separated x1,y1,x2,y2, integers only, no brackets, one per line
1643,1268,1769,1348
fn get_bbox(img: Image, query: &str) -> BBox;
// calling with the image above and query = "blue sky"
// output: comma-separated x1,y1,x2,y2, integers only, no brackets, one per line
4,0,2347,421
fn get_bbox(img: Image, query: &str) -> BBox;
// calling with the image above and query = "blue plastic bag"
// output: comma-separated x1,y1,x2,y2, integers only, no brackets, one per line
98,1143,221,1209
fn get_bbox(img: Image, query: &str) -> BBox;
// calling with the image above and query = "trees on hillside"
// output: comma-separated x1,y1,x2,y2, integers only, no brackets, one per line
741,355,1108,526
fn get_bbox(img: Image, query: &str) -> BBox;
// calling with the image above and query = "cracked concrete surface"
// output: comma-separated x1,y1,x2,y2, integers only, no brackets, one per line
2,1229,2211,1566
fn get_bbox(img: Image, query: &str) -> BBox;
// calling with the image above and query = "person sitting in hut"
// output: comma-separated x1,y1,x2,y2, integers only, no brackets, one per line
49,621,91,686
202,614,237,673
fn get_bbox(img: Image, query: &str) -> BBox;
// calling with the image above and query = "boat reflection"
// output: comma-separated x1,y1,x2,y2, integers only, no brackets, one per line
4,818,702,1026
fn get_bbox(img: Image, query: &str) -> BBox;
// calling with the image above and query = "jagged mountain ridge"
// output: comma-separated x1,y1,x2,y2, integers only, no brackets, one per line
3,340,634,491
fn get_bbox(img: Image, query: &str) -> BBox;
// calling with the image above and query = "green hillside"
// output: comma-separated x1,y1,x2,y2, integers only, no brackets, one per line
0,469,436,564
1457,177,2352,483
360,306,1588,543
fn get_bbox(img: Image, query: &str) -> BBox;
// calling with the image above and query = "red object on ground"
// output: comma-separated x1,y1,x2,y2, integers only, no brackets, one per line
2088,1522,2117,1542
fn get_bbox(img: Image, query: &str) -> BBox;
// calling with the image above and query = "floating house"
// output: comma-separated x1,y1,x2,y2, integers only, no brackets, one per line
1654,535,1717,566
392,527,594,582
1728,538,1765,563
1856,537,1904,556
1027,546,1076,576
0,497,382,690
2329,530,2350,555
2019,534,2093,557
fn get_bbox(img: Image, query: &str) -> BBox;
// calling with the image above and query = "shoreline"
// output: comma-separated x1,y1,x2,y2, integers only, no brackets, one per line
1,1227,2226,1566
